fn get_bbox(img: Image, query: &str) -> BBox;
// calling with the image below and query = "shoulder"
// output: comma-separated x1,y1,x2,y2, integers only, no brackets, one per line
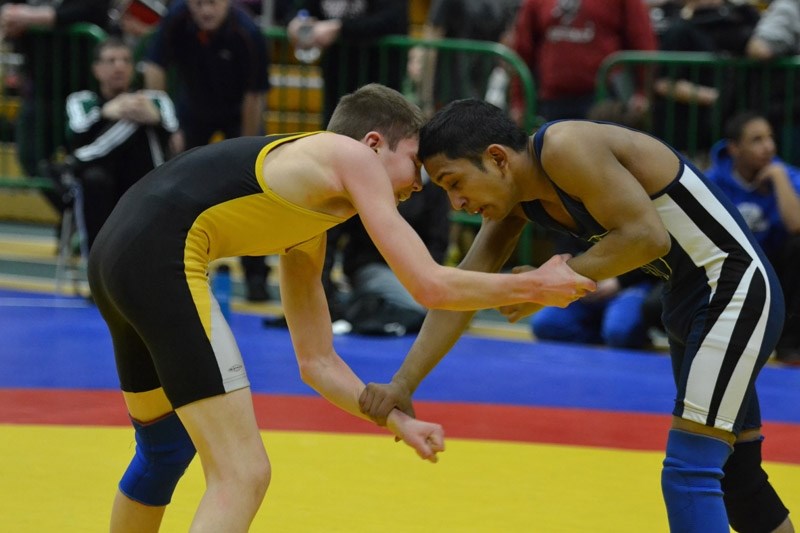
539,120,597,150
317,133,374,164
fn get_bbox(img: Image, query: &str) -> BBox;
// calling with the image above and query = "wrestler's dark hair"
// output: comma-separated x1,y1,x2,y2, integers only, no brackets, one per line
418,99,529,169
327,83,425,150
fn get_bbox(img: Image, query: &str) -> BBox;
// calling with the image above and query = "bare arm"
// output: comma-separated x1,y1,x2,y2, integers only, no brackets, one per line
746,37,775,60
0,4,55,38
280,239,444,461
539,125,672,281
342,148,595,311
417,24,445,116
142,62,167,91
281,238,372,419
359,216,530,422
757,163,800,233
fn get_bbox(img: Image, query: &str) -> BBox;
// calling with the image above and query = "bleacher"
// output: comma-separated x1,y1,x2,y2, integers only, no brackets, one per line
1,0,799,253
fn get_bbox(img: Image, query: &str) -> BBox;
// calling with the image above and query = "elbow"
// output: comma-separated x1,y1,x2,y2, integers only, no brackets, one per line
408,283,445,310
406,270,448,309
296,358,322,389
645,228,672,261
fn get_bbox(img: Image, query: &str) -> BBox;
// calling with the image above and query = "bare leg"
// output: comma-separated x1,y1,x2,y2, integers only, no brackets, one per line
110,493,167,533
774,516,795,533
176,388,270,533
110,388,175,533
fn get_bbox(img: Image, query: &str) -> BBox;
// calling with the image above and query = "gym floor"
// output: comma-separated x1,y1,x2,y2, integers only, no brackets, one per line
1,284,799,532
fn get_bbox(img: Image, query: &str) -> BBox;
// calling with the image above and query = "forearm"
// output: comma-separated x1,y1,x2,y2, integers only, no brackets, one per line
654,79,718,106
746,37,775,60
391,218,535,310
20,5,56,28
298,350,371,422
394,220,513,390
773,176,800,233
566,228,668,282
142,63,167,91
392,309,474,393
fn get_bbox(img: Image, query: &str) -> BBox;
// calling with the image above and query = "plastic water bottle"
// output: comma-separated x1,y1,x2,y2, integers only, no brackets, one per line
294,9,321,64
212,264,232,321
485,66,510,109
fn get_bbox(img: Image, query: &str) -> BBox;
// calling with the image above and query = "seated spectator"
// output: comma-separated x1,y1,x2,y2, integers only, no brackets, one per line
530,236,655,350
66,36,178,248
325,172,450,336
706,111,800,364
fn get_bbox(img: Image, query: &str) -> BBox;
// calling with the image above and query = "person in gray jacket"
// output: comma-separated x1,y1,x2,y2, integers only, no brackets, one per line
746,0,800,165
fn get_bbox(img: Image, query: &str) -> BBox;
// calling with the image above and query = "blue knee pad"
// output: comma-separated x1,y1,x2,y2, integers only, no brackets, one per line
661,429,732,533
119,412,196,506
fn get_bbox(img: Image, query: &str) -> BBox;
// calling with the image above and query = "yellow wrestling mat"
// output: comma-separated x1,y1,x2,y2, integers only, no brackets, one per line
2,425,799,532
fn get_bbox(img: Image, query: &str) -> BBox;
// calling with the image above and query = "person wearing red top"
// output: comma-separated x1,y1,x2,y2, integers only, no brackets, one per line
510,0,657,123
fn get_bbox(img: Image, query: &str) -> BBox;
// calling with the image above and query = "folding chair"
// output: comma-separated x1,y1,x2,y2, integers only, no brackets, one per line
53,168,89,296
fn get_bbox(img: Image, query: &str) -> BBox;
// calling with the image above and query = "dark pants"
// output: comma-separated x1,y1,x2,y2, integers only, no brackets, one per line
78,165,117,249
775,234,800,352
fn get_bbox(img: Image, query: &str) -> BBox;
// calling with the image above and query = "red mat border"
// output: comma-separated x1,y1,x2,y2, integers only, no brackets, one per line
2,389,797,464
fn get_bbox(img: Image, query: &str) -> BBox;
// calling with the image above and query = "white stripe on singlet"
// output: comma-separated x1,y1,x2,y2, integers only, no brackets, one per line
653,165,771,430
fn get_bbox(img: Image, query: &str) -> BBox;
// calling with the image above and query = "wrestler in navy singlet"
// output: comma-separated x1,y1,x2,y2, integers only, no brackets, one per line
524,121,785,433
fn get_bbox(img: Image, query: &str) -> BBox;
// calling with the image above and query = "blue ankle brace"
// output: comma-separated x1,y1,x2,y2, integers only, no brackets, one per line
119,412,196,506
661,429,732,533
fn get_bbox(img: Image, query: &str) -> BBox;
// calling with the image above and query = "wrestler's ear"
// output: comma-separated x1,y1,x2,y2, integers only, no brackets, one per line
362,131,382,152
486,144,508,169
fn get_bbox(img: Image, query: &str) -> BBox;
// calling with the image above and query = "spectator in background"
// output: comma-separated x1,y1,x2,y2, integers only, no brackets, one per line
142,0,273,302
328,172,451,336
746,0,800,165
286,0,411,308
509,0,657,124
0,0,110,208
407,0,521,267
530,236,655,349
286,0,409,126
746,0,800,60
706,111,800,365
652,0,761,160
66,36,178,248
414,0,521,116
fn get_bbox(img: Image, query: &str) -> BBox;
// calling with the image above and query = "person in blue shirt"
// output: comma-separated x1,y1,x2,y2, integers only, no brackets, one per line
706,111,800,364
